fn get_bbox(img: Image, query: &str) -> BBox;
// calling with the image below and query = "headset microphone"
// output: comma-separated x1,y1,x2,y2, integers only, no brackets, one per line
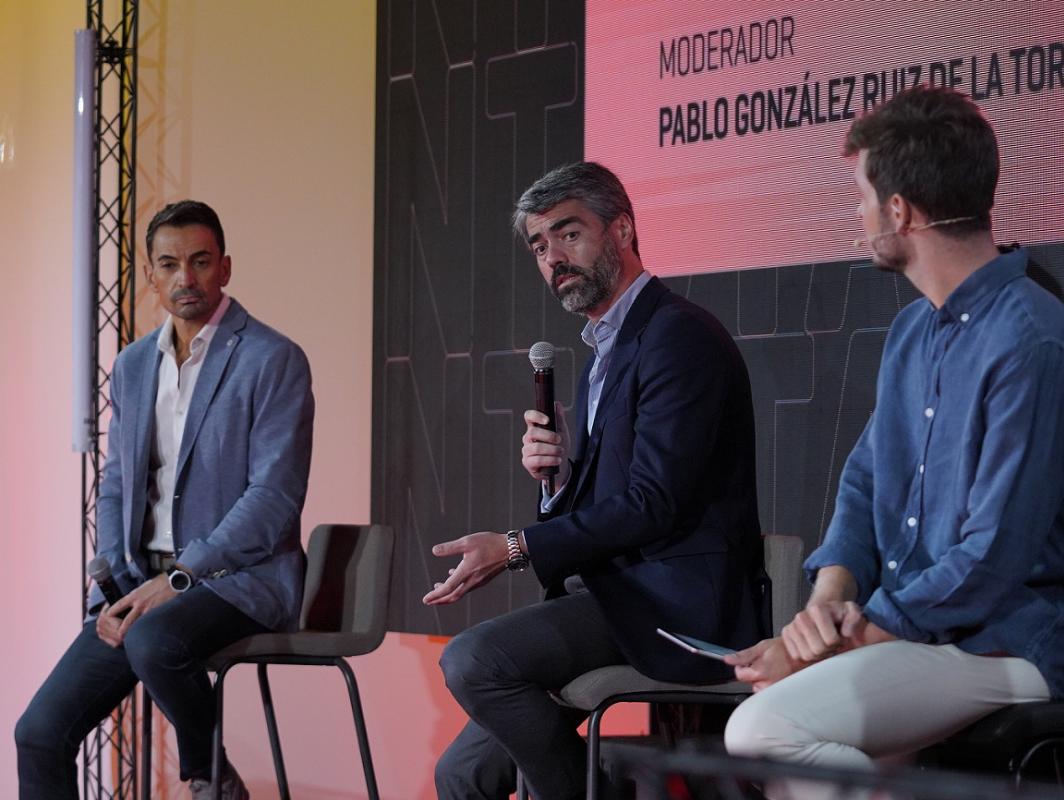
853,216,977,250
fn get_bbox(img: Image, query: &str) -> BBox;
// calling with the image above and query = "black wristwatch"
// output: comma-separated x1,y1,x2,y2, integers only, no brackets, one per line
506,530,529,572
167,565,194,593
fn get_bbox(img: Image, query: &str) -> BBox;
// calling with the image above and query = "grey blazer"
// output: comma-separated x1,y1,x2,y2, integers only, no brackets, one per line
89,298,314,631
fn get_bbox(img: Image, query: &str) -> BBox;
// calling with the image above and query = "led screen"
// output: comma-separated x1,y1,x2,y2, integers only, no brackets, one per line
586,2,1064,274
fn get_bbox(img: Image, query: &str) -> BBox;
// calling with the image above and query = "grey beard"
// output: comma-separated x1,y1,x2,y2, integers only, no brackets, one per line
558,273,613,313
555,241,622,314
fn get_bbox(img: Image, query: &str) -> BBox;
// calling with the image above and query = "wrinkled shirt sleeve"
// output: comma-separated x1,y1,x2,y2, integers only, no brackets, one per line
805,417,881,604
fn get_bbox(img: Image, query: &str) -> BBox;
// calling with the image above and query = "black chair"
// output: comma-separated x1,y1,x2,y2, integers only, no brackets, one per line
205,523,394,800
517,534,805,800
921,700,1064,788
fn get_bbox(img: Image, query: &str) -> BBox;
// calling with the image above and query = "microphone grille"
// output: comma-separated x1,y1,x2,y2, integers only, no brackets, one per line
87,556,112,582
528,341,555,370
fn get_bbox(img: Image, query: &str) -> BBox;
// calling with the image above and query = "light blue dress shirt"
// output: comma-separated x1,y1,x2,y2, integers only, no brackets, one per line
806,248,1064,697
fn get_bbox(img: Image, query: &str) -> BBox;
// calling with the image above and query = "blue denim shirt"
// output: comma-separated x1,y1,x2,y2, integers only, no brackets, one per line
806,248,1064,697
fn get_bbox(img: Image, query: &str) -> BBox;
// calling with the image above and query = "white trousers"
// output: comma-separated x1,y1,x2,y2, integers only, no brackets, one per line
725,641,1049,796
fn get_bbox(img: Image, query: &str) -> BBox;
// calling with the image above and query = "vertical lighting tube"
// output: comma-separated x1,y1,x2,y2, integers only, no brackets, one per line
72,30,96,452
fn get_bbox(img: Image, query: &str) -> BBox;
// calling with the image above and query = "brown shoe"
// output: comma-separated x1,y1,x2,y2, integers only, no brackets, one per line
188,762,249,800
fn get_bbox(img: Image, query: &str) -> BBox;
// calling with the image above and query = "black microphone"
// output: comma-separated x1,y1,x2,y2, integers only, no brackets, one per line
87,556,124,607
529,341,557,496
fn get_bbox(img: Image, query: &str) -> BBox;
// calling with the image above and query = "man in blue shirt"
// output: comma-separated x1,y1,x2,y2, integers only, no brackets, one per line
724,85,1064,782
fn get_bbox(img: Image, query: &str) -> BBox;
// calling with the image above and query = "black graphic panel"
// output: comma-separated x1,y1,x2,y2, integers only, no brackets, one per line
373,1,1064,635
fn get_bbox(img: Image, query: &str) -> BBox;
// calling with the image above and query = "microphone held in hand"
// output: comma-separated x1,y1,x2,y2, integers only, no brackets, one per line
529,341,558,495
87,556,124,607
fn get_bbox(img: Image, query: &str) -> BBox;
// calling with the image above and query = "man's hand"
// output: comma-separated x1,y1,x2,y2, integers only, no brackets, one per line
521,402,571,489
96,573,178,647
95,604,124,648
423,532,510,606
780,600,859,662
781,600,897,663
724,637,802,692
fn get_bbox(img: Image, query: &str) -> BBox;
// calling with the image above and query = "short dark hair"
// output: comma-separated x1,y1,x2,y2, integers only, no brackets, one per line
843,85,998,236
146,200,226,257
512,161,640,256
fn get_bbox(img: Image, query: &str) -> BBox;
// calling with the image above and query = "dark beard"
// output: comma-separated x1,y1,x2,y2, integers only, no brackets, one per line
869,211,906,273
551,239,622,314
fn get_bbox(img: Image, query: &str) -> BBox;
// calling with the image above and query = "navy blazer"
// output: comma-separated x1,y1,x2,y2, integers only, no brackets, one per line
89,299,315,631
524,277,764,683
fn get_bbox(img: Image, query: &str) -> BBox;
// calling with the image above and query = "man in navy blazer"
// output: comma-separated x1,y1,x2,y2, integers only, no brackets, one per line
427,163,764,800
16,201,314,800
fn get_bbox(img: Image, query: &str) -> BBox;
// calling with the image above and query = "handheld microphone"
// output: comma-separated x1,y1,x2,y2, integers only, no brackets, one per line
853,216,978,249
529,341,557,496
87,556,124,607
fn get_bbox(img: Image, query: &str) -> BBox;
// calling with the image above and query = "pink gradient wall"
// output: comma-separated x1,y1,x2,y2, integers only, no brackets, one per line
2,2,645,798
1,0,86,792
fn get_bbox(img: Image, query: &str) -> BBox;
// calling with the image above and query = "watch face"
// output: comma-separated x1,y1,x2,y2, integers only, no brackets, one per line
169,569,192,592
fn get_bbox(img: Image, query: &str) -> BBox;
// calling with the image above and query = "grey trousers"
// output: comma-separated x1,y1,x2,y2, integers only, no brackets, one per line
435,590,628,800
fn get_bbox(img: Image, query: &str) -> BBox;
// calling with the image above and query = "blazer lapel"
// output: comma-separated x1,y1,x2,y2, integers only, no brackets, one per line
567,277,668,506
568,359,592,464
175,301,247,482
127,339,163,554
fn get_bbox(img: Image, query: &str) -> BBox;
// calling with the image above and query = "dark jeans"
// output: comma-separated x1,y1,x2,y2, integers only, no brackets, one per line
435,590,628,800
15,585,266,798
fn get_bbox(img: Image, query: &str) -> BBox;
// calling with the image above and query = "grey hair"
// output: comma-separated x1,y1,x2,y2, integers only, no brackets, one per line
512,161,639,256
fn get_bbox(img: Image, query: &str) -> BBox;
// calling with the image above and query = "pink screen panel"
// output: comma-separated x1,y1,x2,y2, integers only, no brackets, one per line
586,1,1064,274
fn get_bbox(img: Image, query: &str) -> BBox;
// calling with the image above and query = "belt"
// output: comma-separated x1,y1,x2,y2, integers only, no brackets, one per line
145,550,177,574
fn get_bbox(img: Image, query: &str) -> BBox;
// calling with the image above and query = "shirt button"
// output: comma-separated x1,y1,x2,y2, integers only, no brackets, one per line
888,560,898,570
960,312,970,323
924,407,935,419
907,517,917,528
918,464,925,474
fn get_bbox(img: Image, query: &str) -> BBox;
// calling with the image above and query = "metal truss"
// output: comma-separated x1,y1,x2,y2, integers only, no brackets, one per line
81,1,139,798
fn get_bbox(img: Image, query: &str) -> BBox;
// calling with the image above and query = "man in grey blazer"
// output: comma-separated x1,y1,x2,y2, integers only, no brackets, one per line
15,201,314,800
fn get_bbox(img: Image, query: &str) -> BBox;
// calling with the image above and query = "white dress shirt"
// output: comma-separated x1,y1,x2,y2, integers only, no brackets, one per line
143,295,231,552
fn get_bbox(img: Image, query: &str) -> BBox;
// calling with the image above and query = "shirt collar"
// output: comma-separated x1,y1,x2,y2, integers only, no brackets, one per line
938,248,1028,323
157,294,232,357
580,271,652,352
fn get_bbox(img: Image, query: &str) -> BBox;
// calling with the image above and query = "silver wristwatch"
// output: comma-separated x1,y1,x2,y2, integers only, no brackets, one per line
506,530,529,572
167,565,194,593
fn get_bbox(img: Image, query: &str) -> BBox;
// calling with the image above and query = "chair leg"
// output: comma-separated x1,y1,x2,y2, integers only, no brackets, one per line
256,663,292,800
211,664,232,800
335,657,380,800
586,706,607,800
140,686,153,800
1016,737,1064,788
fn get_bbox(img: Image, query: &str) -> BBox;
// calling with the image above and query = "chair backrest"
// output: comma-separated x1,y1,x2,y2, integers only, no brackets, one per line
299,523,395,649
764,534,805,637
